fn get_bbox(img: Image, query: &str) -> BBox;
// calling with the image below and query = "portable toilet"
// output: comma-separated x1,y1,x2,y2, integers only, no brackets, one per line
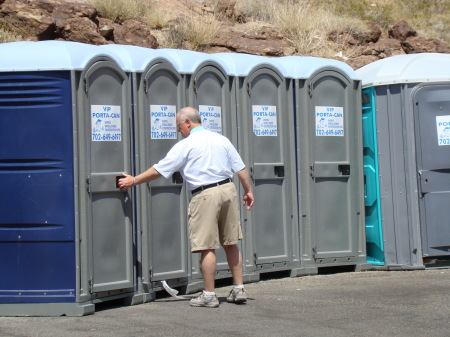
356,53,450,268
212,53,301,279
0,41,139,316
276,56,368,273
157,49,245,292
98,44,189,300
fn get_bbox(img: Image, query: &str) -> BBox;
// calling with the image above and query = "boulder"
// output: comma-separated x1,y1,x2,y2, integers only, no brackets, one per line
402,36,450,54
0,0,56,39
113,20,158,49
59,16,107,45
362,38,404,58
389,20,417,41
328,21,382,46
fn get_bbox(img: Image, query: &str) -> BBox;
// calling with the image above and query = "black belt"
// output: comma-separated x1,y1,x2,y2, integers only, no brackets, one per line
192,178,232,194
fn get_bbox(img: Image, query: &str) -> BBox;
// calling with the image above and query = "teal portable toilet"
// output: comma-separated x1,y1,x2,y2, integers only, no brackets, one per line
356,53,450,268
0,41,139,316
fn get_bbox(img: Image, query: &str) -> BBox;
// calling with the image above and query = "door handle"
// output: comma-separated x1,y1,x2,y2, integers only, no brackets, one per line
274,165,285,177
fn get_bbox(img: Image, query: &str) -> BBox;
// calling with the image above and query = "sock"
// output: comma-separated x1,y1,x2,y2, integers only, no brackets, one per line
203,290,215,296
234,285,244,289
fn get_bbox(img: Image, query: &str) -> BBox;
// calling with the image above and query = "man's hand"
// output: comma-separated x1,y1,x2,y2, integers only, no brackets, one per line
119,173,134,191
243,191,254,211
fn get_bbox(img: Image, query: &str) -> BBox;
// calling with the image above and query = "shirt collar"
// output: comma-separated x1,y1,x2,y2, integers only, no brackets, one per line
190,126,205,134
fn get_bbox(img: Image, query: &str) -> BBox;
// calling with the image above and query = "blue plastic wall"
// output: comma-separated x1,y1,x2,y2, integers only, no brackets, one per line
362,87,384,265
0,71,76,303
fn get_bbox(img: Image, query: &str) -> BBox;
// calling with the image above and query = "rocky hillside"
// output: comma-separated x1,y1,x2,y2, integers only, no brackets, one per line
0,0,449,69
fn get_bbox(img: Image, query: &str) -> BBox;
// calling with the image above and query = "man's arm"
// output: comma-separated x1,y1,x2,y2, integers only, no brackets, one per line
118,167,162,190
236,168,254,210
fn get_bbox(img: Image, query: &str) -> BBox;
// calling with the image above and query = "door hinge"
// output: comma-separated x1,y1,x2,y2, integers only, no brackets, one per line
253,252,257,266
86,178,91,193
144,78,148,93
88,279,93,294
309,165,314,177
149,268,153,283
247,82,251,95
308,83,313,98
193,80,197,94
312,247,316,258
84,77,89,92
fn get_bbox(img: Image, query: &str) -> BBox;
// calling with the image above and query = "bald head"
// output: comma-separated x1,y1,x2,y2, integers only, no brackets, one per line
178,107,202,124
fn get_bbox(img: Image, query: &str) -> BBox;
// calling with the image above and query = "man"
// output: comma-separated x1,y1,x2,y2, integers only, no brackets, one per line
119,107,254,308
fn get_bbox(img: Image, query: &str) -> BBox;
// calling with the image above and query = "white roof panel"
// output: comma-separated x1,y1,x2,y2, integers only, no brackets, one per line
0,41,102,71
157,49,229,74
356,53,450,87
272,56,359,79
98,44,177,72
211,53,270,76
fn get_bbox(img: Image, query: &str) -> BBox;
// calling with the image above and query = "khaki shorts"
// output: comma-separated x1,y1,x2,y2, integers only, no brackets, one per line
188,182,243,252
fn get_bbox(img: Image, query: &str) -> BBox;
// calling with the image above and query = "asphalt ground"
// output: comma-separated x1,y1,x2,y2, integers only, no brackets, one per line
1,269,449,337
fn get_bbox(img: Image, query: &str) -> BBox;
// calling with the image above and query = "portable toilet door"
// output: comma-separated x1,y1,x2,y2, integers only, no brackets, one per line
100,45,189,299
214,53,301,278
287,56,367,271
140,54,188,297
159,49,239,291
414,82,450,260
76,46,137,304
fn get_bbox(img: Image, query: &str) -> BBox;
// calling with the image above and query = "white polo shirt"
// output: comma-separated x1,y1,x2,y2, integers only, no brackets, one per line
153,127,245,191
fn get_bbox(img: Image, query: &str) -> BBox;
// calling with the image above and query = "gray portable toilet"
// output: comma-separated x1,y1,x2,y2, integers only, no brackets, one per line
213,53,301,279
99,44,189,300
356,53,450,268
0,41,139,316
277,56,368,273
157,49,242,292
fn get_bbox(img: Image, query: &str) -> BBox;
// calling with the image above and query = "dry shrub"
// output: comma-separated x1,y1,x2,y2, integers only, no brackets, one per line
0,29,23,43
0,21,23,43
166,14,221,51
89,0,150,22
235,0,272,21
268,0,369,58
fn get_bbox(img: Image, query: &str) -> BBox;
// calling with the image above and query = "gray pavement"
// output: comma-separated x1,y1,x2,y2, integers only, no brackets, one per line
1,269,449,337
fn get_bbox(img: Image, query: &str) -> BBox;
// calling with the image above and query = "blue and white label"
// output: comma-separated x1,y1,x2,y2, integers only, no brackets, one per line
315,106,344,136
199,105,222,134
252,105,277,136
436,115,450,146
91,105,121,141
150,105,177,139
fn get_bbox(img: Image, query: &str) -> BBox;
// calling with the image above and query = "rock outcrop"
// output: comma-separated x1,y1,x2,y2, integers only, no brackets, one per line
0,0,158,48
0,0,448,69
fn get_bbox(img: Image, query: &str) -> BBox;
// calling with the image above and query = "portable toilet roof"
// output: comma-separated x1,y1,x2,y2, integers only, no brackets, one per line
0,40,114,71
211,53,272,76
98,44,178,72
356,53,450,88
157,49,230,74
271,55,360,80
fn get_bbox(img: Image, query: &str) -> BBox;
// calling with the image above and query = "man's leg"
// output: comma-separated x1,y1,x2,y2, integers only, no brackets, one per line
224,244,246,303
200,249,216,292
223,244,243,285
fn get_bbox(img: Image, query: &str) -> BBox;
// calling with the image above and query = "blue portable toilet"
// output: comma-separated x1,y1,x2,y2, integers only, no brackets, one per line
98,44,191,300
0,41,139,315
356,53,450,269
272,56,369,273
